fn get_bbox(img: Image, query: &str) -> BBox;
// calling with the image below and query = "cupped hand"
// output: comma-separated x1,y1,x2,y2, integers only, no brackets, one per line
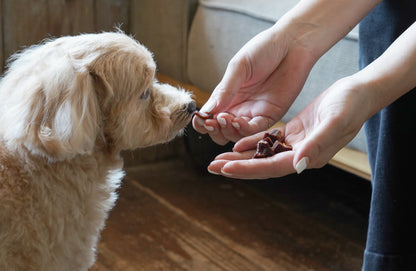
192,25,315,145
207,77,372,179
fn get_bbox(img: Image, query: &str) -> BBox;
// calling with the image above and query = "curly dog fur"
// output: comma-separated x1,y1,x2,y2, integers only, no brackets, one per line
0,32,194,271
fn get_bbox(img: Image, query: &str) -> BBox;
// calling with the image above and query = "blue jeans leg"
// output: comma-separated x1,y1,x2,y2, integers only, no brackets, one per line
359,1,416,270
363,91,416,270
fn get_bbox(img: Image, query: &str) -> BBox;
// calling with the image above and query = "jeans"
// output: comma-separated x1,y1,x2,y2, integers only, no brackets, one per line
359,0,416,270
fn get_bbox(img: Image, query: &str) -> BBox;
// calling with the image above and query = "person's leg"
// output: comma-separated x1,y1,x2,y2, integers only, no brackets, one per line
359,1,416,270
363,91,416,270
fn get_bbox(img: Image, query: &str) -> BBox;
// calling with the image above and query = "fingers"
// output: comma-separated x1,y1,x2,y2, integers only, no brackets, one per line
292,120,354,174
208,150,295,180
192,56,249,144
192,113,274,146
192,113,246,145
216,113,244,143
232,131,265,153
200,57,248,114
192,113,237,145
192,115,228,145
207,127,295,179
234,116,274,137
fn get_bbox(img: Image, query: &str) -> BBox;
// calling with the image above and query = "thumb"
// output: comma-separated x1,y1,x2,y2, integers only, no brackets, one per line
292,123,345,174
200,57,248,114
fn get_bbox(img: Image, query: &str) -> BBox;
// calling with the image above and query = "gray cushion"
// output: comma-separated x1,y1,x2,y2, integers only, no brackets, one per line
187,0,366,153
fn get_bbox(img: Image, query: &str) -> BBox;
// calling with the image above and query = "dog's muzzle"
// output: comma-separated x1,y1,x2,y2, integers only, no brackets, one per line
186,101,197,114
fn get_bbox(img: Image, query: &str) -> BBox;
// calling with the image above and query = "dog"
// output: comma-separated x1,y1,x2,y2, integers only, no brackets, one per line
0,32,195,271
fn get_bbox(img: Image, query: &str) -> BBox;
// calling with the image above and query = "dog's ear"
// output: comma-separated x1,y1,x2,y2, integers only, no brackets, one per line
23,65,102,160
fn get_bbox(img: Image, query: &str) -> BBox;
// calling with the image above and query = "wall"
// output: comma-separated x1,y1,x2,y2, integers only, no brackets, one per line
0,0,130,73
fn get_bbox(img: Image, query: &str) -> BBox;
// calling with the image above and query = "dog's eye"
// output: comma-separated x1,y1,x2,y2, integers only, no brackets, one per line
140,88,151,99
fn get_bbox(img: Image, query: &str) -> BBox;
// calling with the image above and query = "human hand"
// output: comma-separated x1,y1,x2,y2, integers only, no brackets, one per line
207,77,371,179
192,24,315,145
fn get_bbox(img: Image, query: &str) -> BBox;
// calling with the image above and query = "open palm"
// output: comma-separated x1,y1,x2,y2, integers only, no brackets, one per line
206,78,369,179
193,27,315,145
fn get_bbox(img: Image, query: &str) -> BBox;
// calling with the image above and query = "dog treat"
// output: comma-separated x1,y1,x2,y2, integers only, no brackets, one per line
193,111,214,120
253,129,292,158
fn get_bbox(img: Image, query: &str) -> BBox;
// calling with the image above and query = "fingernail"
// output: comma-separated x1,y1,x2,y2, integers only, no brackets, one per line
217,117,227,127
204,124,214,132
208,168,220,175
295,157,309,174
221,169,233,177
232,122,240,130
196,116,205,126
202,100,216,113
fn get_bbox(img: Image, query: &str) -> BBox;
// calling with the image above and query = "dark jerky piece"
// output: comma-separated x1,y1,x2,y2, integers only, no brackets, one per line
193,111,214,120
253,128,292,158
262,136,274,147
272,140,292,154
264,129,283,143
253,140,275,158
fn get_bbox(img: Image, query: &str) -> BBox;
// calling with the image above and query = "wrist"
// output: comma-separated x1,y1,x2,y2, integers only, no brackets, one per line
269,18,320,69
342,75,379,121
271,0,381,61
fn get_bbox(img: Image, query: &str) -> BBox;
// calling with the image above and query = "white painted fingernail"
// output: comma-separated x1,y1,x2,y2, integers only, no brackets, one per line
208,168,220,175
220,169,233,177
204,124,214,132
202,100,216,112
196,116,205,126
232,122,240,130
295,157,309,174
217,117,227,127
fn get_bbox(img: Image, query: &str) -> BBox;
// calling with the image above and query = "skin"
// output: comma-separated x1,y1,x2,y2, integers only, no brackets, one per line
192,0,416,179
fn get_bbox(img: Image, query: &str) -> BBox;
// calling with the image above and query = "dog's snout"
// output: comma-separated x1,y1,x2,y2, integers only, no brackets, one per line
186,101,197,114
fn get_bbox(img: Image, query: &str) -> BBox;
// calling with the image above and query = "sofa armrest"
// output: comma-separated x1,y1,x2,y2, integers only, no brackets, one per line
130,0,198,82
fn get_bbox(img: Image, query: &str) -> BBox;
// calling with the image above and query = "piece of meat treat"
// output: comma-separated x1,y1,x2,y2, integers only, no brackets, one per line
272,140,292,153
193,111,214,120
253,139,275,158
253,128,293,158
263,129,283,143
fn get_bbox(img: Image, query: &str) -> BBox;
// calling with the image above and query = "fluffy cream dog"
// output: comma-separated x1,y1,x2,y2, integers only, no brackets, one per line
0,32,195,271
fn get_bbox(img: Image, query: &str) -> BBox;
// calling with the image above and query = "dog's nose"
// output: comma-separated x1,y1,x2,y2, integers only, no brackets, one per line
186,101,197,114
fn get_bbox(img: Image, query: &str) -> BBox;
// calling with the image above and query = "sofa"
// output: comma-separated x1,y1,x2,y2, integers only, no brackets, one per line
132,0,369,178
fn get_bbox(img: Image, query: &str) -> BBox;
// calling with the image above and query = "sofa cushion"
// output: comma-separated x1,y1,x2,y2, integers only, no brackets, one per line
187,0,366,153
196,0,359,40
198,0,298,23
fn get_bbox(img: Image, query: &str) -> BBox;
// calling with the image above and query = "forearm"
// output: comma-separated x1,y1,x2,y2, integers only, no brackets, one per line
353,22,416,117
274,0,381,60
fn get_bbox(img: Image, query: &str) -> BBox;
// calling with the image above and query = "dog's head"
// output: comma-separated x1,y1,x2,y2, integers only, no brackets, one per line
0,32,195,161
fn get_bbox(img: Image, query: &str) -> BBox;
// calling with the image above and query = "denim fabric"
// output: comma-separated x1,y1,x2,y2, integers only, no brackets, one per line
359,1,416,270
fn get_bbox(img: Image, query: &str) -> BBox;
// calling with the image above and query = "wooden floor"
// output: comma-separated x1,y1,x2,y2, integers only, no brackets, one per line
91,149,371,271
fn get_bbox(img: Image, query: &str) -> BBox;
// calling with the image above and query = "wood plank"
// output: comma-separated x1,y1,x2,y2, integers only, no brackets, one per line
125,160,366,271
47,0,95,37
158,73,371,180
91,177,266,271
2,0,48,60
329,147,371,181
94,0,130,33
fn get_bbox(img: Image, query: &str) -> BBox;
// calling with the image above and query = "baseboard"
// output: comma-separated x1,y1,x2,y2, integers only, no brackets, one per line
157,73,372,181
